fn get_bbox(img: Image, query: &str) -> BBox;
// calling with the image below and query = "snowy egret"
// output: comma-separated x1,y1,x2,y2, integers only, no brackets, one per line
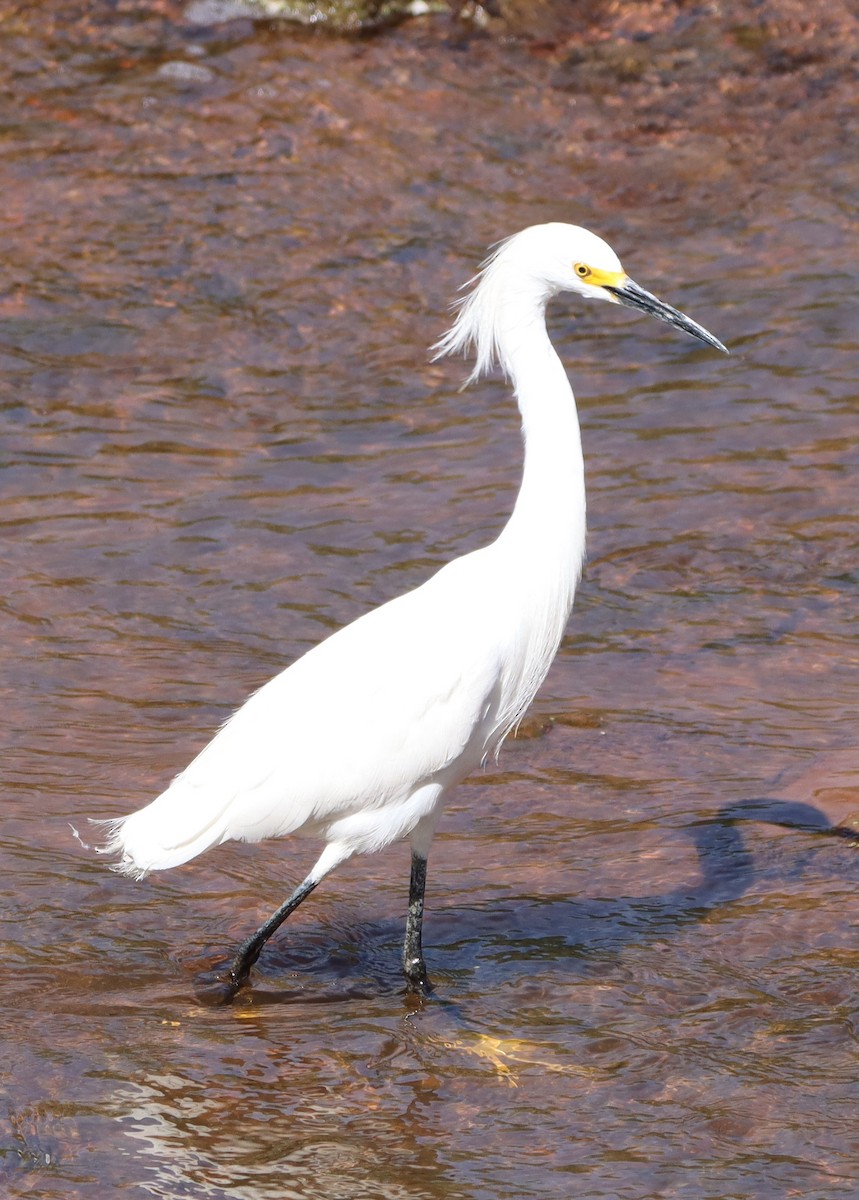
100,223,726,999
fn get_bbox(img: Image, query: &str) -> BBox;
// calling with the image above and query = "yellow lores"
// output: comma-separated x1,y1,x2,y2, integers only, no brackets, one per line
574,262,627,289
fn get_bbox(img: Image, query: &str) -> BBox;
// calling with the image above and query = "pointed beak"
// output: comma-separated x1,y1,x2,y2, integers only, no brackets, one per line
606,277,728,354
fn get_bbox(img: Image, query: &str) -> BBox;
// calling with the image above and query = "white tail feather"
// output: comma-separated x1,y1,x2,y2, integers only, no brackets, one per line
96,780,233,879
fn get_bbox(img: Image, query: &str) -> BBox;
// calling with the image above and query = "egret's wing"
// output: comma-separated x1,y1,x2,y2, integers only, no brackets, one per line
208,573,501,837
115,553,504,870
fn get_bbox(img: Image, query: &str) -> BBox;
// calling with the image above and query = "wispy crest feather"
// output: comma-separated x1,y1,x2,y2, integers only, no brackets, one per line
431,236,516,385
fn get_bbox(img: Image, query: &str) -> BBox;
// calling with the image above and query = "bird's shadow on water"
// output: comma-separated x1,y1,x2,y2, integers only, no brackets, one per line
194,799,858,1007
453,798,859,977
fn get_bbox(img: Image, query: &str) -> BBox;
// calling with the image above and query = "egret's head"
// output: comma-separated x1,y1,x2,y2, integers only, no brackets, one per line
501,222,626,301
512,223,728,354
433,222,727,383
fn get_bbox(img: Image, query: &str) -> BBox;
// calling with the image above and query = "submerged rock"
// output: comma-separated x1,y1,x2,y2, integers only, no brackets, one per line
184,0,442,34
156,59,217,83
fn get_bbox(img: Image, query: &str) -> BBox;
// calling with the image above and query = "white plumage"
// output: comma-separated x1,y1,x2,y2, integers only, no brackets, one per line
100,223,725,998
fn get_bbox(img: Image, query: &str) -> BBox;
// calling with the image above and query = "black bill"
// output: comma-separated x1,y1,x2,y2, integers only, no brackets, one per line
607,278,728,354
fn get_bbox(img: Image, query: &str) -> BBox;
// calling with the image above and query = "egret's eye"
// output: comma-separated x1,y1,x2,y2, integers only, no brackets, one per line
574,263,591,279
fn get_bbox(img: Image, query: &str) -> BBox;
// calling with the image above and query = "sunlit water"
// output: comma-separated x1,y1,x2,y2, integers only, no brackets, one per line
1,4,857,1198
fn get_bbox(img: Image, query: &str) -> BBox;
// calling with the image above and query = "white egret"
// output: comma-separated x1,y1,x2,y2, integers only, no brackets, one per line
100,224,726,999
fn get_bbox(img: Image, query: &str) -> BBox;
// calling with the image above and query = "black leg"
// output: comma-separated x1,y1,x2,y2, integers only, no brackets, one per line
222,873,319,1000
402,850,433,994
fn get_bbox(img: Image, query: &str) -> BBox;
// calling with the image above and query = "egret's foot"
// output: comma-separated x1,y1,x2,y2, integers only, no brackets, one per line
403,956,434,997
193,965,248,1007
224,952,257,996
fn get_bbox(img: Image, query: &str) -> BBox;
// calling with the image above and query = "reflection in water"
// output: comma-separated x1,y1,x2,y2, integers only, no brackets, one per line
1,1,858,1197
118,1065,460,1200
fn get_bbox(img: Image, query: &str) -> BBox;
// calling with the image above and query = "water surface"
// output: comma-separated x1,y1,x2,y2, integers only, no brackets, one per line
1,4,857,1197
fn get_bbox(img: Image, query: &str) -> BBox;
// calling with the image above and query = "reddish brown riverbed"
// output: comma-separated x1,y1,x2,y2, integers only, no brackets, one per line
1,3,858,1197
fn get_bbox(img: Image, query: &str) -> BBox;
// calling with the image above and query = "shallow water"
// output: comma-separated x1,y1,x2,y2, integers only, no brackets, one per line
1,4,858,1198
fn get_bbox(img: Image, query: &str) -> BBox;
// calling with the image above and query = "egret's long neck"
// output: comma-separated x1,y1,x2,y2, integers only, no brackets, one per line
494,291,587,594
